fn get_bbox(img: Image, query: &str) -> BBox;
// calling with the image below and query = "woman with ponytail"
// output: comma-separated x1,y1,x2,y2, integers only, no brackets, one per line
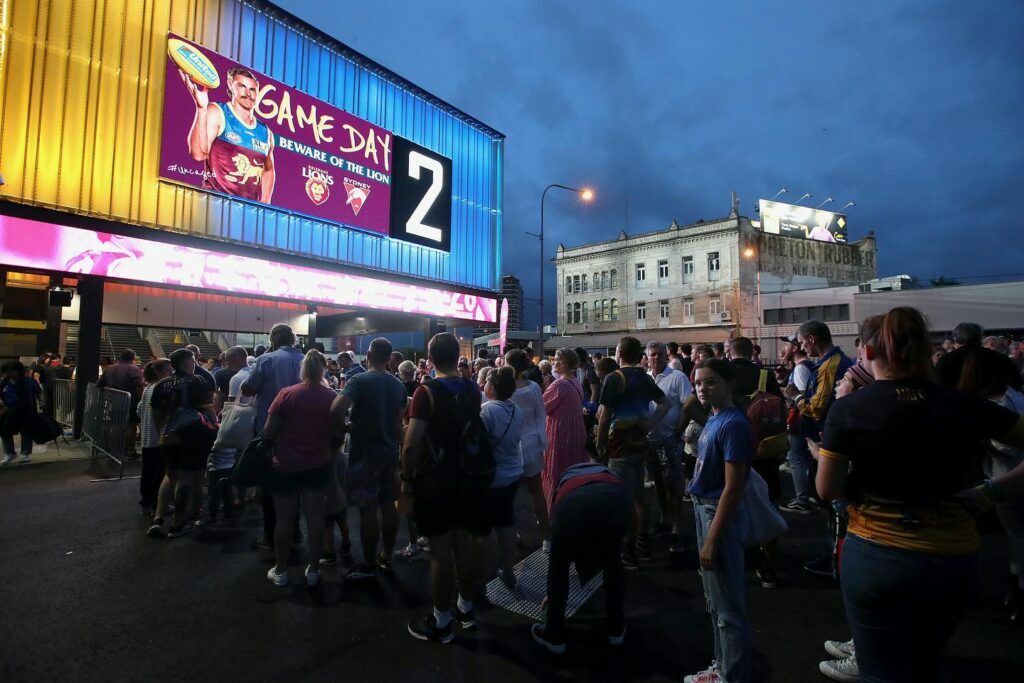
815,307,1024,682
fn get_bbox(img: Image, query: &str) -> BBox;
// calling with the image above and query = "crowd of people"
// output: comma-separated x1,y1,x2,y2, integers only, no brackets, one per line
4,313,1024,683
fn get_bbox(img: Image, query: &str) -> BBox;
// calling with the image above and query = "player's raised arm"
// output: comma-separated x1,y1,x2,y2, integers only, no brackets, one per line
181,69,221,161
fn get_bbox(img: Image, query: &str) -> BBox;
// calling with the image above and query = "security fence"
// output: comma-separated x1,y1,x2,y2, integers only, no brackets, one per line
81,383,134,479
50,379,76,430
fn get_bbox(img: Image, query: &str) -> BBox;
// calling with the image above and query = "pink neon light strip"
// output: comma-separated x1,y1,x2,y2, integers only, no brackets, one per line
0,215,496,322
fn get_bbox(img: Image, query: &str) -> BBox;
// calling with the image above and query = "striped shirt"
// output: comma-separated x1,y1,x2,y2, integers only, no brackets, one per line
139,383,159,449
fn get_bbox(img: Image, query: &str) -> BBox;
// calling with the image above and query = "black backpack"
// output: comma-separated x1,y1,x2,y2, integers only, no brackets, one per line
423,378,495,487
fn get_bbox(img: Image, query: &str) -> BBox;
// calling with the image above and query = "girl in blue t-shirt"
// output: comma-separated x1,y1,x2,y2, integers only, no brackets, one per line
685,358,754,683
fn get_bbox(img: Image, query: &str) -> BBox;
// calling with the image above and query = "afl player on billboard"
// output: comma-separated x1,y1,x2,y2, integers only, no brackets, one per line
178,66,276,203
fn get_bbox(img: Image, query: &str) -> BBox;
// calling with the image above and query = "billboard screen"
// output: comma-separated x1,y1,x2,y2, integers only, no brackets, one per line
0,215,496,323
759,200,848,244
160,34,453,251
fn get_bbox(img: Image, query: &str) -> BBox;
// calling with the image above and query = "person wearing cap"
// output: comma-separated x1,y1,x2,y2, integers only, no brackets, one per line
837,362,875,398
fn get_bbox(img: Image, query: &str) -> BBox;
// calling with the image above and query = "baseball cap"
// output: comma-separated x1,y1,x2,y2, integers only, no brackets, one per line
779,335,797,344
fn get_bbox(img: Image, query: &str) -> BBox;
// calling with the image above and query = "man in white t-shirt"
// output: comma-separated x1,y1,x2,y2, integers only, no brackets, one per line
646,341,693,554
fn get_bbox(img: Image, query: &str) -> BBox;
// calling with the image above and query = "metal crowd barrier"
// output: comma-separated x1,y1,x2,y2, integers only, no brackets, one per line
50,378,76,430
81,383,134,480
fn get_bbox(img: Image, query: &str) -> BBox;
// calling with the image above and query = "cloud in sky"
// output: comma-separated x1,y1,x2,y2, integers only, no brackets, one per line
278,0,1024,329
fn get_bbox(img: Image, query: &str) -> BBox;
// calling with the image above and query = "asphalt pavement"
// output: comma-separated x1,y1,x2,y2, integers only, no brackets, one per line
0,454,1020,682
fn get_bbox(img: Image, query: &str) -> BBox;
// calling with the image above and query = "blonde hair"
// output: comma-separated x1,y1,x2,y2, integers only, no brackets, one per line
300,349,327,385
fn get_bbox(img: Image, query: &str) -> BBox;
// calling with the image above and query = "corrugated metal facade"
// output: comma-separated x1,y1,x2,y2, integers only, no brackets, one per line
0,0,502,292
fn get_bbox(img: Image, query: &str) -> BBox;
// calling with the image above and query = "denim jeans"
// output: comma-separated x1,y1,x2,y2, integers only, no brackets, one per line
693,498,751,683
786,434,812,503
2,428,33,456
207,468,235,519
841,534,980,683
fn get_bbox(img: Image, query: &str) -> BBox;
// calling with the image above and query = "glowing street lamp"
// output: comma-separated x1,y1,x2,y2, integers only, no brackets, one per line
526,184,595,352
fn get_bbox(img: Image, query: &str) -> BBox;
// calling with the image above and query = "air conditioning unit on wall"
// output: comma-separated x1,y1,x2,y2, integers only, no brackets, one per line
719,311,732,322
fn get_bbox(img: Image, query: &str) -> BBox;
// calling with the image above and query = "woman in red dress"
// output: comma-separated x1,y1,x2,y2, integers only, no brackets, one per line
542,348,590,512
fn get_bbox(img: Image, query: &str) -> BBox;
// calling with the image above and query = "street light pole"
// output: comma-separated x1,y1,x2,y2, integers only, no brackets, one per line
529,183,593,357
743,239,763,347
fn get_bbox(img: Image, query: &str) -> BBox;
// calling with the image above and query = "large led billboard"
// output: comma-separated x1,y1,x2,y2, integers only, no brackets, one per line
0,1,500,292
0,215,496,323
759,200,848,244
161,34,453,252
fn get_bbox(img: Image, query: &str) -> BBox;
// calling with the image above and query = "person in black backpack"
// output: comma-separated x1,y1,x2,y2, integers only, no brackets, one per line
401,332,491,644
1,361,41,465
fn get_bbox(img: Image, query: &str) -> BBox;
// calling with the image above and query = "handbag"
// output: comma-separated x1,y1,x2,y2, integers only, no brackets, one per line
233,435,274,487
213,398,256,451
161,379,218,452
740,467,788,547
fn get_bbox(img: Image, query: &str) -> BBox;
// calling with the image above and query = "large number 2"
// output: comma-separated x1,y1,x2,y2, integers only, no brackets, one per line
406,151,445,243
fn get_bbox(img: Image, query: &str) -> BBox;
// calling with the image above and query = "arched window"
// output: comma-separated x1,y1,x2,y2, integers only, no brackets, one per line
594,300,600,321
594,272,601,290
582,302,589,322
602,271,609,289
573,302,582,324
565,276,572,294
610,269,618,288
566,303,572,324
582,274,588,292
611,298,619,321
602,299,609,322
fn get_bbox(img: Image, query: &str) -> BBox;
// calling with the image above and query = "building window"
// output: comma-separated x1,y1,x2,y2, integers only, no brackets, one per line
660,300,670,319
682,256,694,283
635,263,646,283
658,259,669,283
602,299,609,322
602,271,609,290
610,269,618,288
636,301,646,321
582,274,588,292
610,298,619,321
823,304,850,322
593,272,600,291
594,300,600,321
707,252,721,281
565,276,572,294
764,309,779,325
566,303,572,324
582,302,589,323
573,275,580,294
573,302,581,324
683,298,695,322
710,297,722,317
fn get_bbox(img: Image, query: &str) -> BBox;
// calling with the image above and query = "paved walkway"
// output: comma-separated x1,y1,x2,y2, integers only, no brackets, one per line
0,456,1020,682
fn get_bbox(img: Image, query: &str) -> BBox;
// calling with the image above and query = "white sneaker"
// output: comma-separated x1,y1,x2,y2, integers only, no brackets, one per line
304,565,321,586
683,661,722,683
267,567,288,587
818,655,860,682
0,454,15,466
17,454,30,464
824,638,855,659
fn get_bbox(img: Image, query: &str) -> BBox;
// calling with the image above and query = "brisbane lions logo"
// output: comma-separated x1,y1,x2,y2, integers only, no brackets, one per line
343,180,371,216
305,176,329,205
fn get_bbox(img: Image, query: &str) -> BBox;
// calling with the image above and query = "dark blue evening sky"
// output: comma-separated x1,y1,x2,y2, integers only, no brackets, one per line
278,0,1024,330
